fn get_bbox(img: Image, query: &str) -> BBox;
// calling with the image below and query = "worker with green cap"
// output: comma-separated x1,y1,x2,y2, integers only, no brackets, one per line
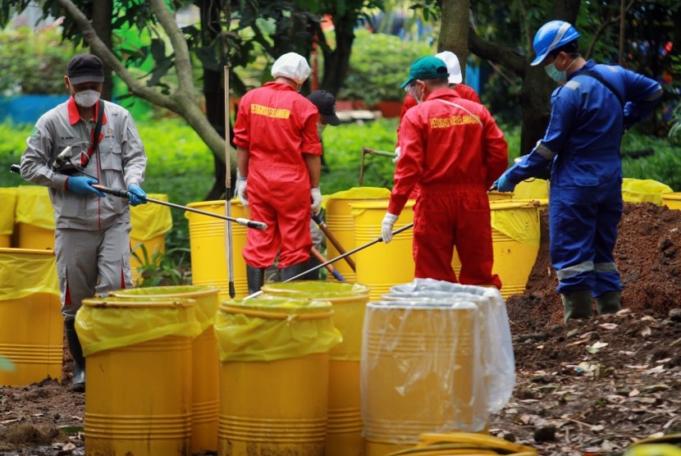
381,56,508,285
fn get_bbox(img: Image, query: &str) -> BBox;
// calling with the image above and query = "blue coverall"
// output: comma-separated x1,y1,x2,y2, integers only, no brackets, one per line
503,60,662,295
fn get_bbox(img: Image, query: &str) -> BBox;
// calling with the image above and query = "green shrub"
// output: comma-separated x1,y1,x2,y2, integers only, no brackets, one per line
338,30,433,106
0,26,83,95
321,119,399,193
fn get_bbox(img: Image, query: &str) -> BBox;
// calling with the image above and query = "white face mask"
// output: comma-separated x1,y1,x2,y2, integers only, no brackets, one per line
74,89,100,108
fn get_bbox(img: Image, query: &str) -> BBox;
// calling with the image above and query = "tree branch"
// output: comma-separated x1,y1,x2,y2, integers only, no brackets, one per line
148,0,196,98
56,0,177,111
468,27,526,77
585,0,636,59
56,0,237,164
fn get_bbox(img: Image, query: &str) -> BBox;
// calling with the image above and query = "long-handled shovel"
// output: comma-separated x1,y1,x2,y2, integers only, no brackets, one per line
9,164,267,230
310,246,345,282
224,65,236,298
311,212,356,271
244,223,414,300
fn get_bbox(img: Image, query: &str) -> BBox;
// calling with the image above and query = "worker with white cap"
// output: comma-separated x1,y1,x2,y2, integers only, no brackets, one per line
234,52,322,293
396,51,480,163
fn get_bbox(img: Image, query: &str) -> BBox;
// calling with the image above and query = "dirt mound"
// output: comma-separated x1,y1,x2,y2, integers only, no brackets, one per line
507,203,681,331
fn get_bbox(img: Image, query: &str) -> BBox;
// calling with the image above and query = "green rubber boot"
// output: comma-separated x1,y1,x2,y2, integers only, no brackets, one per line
596,291,622,315
561,289,593,322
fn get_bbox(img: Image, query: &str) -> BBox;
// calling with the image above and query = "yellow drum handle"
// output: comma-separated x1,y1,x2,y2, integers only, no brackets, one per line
220,305,334,321
418,433,536,454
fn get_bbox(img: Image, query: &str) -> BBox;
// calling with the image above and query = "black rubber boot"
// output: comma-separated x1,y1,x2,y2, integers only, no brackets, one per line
298,256,320,281
596,291,622,315
64,319,85,392
246,265,265,294
279,261,309,282
561,289,593,322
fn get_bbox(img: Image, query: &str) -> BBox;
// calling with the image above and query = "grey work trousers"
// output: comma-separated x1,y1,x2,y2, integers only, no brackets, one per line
55,220,132,319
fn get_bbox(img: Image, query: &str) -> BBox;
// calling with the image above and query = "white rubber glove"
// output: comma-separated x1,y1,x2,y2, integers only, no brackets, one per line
381,212,398,243
311,187,322,214
393,146,401,163
236,176,248,207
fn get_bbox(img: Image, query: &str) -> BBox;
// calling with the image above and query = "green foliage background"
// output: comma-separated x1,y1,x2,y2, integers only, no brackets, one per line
0,26,82,95
338,29,433,106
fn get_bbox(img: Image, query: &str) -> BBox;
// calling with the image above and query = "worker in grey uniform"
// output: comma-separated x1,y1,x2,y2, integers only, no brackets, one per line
20,54,148,391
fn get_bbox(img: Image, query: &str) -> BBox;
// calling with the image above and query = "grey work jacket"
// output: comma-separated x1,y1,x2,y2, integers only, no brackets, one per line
20,99,147,231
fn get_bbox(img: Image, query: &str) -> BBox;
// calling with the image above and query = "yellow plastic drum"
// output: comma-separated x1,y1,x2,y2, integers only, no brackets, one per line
129,193,173,284
187,200,248,298
351,200,415,300
662,192,681,210
15,186,55,250
0,248,62,386
622,178,673,205
362,301,483,455
215,297,341,456
111,285,220,454
487,191,513,202
0,188,17,248
325,187,392,283
81,298,194,456
513,178,549,205
261,281,370,456
450,201,540,298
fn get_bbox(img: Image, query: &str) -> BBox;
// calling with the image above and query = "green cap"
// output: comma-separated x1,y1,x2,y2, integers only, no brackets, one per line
400,56,449,89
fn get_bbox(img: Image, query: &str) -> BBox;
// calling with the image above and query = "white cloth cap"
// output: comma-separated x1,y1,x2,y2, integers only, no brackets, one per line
435,51,463,84
271,52,311,85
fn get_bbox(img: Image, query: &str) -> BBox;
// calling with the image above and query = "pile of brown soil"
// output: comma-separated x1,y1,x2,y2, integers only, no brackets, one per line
507,203,681,331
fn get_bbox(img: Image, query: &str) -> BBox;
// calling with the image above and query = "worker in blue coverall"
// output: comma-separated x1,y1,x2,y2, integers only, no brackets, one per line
494,20,662,321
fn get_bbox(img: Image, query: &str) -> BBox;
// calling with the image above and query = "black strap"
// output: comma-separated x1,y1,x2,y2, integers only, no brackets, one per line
92,100,105,152
577,69,625,108
79,100,105,169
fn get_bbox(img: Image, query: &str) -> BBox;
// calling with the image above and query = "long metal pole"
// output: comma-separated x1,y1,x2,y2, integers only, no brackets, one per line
244,223,414,300
224,65,236,298
89,184,267,230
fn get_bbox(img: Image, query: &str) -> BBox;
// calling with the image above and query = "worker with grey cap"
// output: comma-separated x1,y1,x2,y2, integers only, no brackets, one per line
19,53,148,391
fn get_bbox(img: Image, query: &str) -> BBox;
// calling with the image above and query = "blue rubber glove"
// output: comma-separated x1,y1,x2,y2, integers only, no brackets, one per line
493,172,516,193
127,184,147,206
66,176,104,197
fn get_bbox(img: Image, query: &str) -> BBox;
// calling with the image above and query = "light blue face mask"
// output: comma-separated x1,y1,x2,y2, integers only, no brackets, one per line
544,63,567,83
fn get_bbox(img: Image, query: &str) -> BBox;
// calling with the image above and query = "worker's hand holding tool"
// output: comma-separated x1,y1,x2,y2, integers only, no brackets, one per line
236,176,248,207
493,171,516,192
67,176,104,197
381,212,398,243
393,146,401,163
127,184,147,206
311,187,322,214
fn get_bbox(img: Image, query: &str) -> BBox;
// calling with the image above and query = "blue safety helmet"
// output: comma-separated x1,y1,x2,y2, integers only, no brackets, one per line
531,20,581,66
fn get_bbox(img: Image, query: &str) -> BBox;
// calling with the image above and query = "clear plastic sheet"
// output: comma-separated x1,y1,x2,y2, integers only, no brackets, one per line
388,279,515,413
360,279,515,445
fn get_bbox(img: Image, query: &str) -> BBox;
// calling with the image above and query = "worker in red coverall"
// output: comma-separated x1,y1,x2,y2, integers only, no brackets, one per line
395,51,481,162
382,56,508,286
234,52,322,293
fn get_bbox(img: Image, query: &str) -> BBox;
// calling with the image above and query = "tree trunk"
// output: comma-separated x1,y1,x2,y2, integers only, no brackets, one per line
199,0,229,201
438,0,470,78
519,66,554,156
320,13,356,96
91,0,113,100
518,0,582,155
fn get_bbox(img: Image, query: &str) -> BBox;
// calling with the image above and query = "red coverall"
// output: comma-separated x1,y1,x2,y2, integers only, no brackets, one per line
397,84,481,199
389,87,508,286
234,82,322,269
